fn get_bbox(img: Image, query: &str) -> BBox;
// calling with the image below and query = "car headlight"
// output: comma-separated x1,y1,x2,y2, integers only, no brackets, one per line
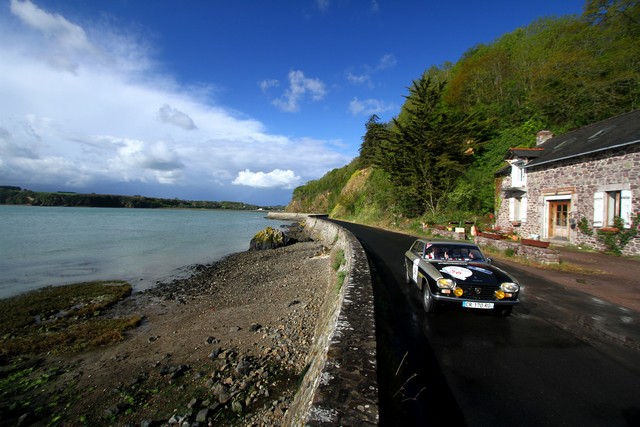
500,282,519,293
437,278,455,289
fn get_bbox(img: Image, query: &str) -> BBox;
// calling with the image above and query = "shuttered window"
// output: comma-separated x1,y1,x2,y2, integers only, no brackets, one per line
593,192,604,227
593,190,633,228
509,197,527,222
621,190,632,228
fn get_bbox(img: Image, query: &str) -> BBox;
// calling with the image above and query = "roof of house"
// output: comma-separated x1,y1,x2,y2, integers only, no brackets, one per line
524,109,640,168
504,147,544,160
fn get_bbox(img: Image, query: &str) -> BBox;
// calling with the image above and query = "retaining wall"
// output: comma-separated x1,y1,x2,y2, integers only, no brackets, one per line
268,213,379,425
474,236,561,264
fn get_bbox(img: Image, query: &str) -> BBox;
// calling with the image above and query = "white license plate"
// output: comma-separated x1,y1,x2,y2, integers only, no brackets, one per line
462,301,494,309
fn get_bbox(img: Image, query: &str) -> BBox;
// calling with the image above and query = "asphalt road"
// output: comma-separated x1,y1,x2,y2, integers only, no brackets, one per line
330,219,640,427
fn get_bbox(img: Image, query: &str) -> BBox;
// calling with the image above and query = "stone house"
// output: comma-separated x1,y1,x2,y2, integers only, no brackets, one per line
494,109,640,256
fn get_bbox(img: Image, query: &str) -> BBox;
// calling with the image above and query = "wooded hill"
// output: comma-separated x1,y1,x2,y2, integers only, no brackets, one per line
286,0,640,229
0,186,280,211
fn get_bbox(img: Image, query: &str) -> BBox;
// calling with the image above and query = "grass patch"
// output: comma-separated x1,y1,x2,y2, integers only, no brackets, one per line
332,249,346,271
0,281,141,361
331,249,347,291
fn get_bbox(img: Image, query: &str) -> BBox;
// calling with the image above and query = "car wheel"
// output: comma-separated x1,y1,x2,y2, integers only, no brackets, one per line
494,306,513,317
422,282,436,313
405,262,411,284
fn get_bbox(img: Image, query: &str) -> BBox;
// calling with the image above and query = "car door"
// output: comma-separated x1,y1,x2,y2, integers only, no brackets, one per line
405,240,425,283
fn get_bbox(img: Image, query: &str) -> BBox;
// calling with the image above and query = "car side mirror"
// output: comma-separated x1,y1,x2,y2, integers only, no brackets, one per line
486,258,492,264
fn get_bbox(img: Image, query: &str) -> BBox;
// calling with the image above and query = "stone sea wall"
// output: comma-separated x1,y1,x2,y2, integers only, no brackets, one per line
267,213,379,425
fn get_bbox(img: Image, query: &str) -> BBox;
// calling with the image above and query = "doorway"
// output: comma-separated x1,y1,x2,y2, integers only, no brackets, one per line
548,200,570,239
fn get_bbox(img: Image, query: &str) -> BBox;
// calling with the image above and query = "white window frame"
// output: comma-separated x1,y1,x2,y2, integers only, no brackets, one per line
593,189,632,228
510,160,526,188
508,196,527,223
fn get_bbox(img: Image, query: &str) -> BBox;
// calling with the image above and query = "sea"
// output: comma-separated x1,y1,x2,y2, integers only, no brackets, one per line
0,205,292,299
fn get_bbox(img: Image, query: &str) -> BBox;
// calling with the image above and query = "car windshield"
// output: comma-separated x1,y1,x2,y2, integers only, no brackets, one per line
424,244,485,262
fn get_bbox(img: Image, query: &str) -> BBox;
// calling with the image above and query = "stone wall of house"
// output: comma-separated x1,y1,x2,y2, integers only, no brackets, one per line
494,175,513,234
496,145,640,256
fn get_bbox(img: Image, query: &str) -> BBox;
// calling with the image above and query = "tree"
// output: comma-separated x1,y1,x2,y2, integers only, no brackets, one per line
358,115,391,168
378,73,477,216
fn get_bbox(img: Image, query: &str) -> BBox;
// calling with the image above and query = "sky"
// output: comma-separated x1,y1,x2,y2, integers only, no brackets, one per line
0,0,586,206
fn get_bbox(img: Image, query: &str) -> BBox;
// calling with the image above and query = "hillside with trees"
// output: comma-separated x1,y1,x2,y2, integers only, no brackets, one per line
287,0,640,229
0,186,279,211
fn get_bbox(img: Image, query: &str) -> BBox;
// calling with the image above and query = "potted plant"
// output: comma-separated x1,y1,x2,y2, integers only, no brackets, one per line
521,238,550,248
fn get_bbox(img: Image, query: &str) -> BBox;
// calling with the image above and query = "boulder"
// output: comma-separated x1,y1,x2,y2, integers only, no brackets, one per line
250,227,286,250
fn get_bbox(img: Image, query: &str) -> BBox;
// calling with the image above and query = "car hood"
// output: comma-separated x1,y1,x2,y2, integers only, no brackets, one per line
436,262,510,285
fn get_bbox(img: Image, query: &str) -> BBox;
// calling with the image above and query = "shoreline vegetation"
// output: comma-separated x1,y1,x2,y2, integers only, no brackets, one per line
0,186,286,211
0,221,332,426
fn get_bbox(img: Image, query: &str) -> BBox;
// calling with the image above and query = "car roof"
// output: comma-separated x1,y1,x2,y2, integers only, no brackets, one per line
414,239,478,247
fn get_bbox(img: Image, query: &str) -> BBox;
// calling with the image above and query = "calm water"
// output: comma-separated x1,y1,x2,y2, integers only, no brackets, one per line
0,205,290,299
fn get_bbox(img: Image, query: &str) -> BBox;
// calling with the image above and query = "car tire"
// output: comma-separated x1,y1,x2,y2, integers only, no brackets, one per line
494,306,513,317
422,281,437,313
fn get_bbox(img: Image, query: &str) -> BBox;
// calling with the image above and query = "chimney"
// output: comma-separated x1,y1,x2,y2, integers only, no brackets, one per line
536,130,553,146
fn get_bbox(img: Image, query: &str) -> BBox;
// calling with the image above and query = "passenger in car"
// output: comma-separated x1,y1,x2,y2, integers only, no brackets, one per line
427,246,444,259
449,249,462,260
468,249,482,260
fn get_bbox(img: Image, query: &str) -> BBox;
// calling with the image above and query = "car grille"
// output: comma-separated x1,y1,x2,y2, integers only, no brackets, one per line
457,284,498,300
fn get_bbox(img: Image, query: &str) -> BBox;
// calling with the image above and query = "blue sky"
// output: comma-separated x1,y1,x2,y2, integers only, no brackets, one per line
0,0,585,205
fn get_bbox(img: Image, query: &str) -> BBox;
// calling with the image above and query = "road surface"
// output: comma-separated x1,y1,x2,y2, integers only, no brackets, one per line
331,219,640,427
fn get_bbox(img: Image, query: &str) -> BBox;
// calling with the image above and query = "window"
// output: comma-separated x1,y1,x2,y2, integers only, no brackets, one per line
606,191,622,227
593,190,632,228
412,241,425,256
511,161,526,187
509,196,527,223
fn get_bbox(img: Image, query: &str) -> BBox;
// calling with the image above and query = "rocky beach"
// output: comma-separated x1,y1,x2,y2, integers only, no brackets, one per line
1,223,338,426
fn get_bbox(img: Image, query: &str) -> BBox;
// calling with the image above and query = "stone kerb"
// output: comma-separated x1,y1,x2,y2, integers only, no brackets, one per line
282,215,379,426
474,236,560,264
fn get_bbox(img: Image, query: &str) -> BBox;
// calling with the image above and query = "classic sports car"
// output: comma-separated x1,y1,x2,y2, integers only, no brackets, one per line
404,239,520,316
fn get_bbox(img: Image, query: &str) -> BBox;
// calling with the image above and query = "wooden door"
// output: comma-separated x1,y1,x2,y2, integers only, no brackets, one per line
549,201,570,239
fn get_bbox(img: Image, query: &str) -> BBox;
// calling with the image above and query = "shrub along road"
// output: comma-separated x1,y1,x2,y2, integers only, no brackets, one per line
330,219,640,427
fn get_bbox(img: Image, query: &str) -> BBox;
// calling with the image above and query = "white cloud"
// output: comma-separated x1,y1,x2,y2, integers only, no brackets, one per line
272,70,327,113
259,79,279,93
233,169,301,189
346,72,373,88
316,0,330,13
158,104,197,130
349,97,397,116
9,0,95,74
346,53,396,89
377,53,397,70
0,1,350,203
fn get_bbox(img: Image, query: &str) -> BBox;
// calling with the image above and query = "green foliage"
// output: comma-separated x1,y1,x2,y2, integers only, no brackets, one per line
0,187,274,210
377,73,480,216
288,5,640,225
289,159,360,214
577,217,593,236
331,249,347,291
332,249,346,271
578,215,640,255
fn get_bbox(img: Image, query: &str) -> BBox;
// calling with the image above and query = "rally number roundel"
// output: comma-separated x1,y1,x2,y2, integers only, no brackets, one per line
441,266,473,280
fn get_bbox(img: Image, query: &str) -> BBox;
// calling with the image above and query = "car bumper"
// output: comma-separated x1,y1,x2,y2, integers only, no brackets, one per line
432,295,520,306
